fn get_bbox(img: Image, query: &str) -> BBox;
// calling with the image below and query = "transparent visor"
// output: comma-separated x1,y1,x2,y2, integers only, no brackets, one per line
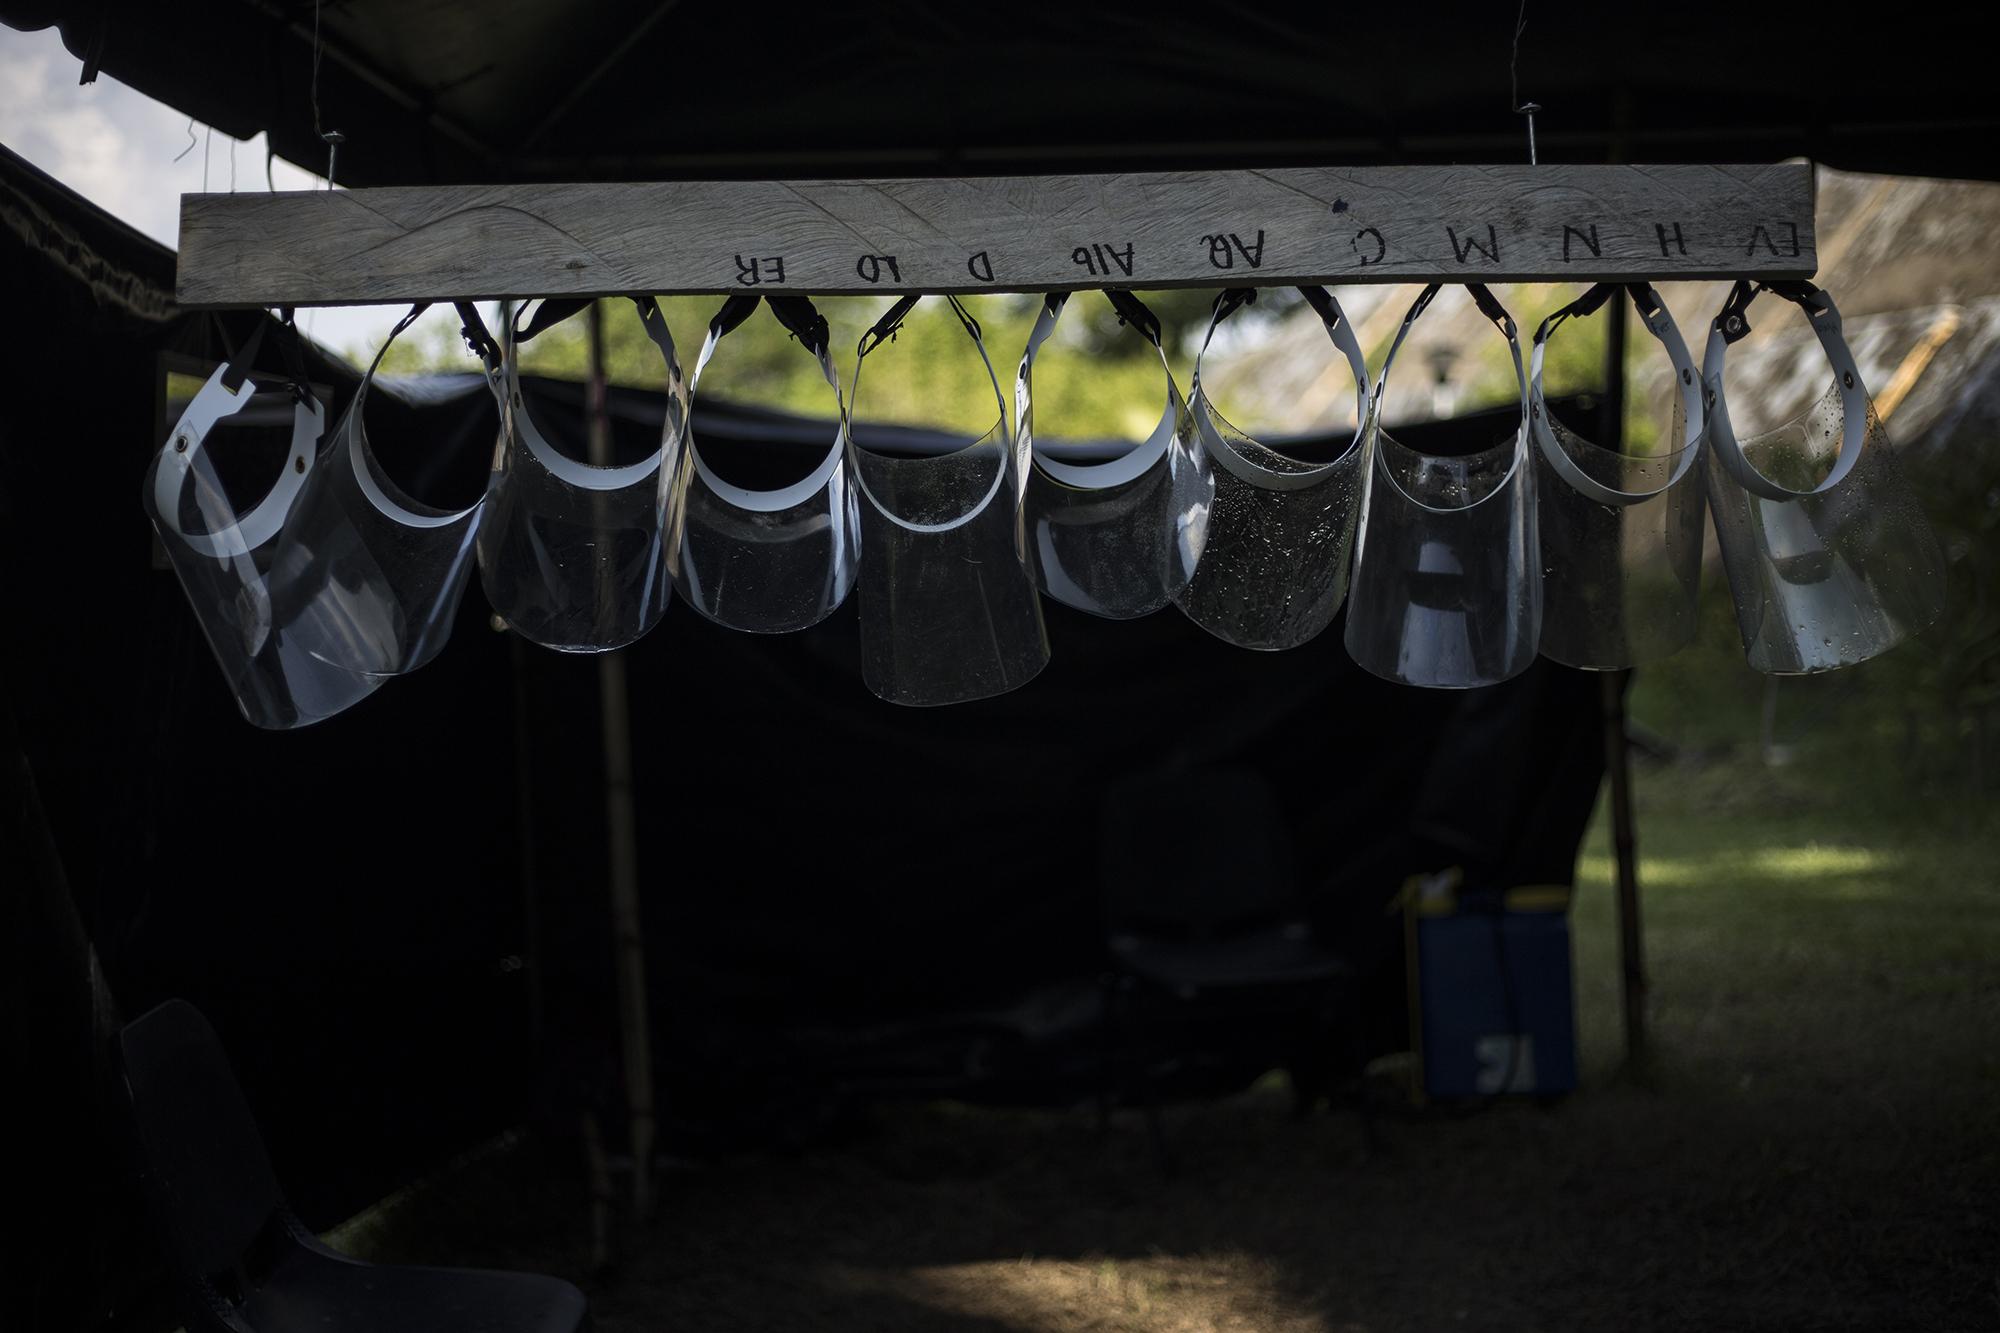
846,295,1049,706
1345,284,1541,689
1530,283,1708,669
1172,286,1369,651
665,294,857,633
271,304,490,677
475,296,679,653
1019,291,1210,619
1702,282,1945,674
143,330,380,728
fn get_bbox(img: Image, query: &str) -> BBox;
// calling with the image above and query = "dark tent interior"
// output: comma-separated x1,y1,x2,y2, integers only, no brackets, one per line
6,2,1996,1329
8,1,1999,186
4,129,1610,1324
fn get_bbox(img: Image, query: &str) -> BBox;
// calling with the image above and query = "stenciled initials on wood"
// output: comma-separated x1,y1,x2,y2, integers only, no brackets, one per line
175,164,1815,307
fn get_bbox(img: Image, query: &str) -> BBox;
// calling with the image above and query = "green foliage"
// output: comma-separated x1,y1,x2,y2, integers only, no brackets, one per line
370,294,1256,440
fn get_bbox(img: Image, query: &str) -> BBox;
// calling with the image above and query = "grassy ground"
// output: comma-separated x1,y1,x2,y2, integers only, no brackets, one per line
344,605,2000,1332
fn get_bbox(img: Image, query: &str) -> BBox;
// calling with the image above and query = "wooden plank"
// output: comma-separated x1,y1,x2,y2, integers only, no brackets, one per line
176,163,1815,308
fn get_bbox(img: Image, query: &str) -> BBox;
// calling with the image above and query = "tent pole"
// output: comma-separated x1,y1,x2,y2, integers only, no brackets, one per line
2,683,124,1319
587,301,656,1221
1596,288,1648,1063
1602,671,1646,1063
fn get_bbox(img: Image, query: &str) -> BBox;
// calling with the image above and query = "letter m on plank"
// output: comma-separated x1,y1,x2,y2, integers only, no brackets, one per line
1448,225,1500,264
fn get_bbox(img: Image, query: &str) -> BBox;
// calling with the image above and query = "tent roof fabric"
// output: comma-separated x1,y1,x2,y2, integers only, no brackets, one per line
4,1,1997,188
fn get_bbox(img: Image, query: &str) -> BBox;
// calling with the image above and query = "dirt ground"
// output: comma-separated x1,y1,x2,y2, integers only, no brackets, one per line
347,752,2000,1332
353,1062,1997,1332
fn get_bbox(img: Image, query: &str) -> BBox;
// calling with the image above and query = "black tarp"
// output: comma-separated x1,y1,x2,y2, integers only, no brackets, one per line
7,1,1998,186
1,141,1605,1324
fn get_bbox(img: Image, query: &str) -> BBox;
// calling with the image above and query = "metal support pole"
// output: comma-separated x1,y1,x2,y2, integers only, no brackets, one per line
1602,671,1646,1062
586,301,656,1220
1596,291,1647,1063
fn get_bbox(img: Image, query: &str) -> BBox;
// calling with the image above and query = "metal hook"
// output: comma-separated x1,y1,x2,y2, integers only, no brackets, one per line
320,130,345,190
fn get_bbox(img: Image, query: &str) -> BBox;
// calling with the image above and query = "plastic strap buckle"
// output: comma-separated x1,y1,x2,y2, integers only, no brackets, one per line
1465,283,1516,335
708,293,762,342
1104,289,1162,346
1716,279,1760,343
455,302,501,366
1297,285,1348,333
216,314,270,393
1212,287,1257,324
514,297,592,344
859,294,922,357
944,295,984,344
765,295,831,355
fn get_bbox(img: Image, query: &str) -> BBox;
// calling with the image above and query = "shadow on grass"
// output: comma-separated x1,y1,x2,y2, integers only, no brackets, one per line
340,599,2000,1332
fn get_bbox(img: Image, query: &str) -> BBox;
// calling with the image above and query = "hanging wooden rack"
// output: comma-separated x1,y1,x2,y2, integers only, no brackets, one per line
175,163,1814,309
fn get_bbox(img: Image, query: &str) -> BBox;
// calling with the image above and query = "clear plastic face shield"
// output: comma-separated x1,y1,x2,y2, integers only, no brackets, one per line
663,293,857,633
1530,283,1708,669
1702,280,1946,673
269,303,489,677
142,317,381,728
1345,284,1542,689
474,295,681,653
846,295,1050,706
1173,286,1370,650
1018,290,1210,619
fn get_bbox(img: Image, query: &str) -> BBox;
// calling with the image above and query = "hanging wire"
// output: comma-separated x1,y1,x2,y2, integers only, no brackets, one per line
310,0,346,188
172,117,197,163
202,126,212,192
229,135,237,193
310,0,325,139
1510,0,1539,165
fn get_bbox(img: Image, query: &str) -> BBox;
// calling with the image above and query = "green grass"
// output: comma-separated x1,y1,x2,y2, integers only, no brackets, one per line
343,648,2000,1329
320,383,1999,1324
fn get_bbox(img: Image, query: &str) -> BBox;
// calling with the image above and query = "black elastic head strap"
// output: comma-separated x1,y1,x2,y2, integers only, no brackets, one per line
765,295,830,355
708,293,761,342
217,311,314,403
943,295,983,344
1564,283,1618,321
355,303,432,390
514,297,593,344
1297,285,1345,331
1715,279,1760,343
1104,289,1162,347
389,302,431,341
272,308,317,404
216,314,270,393
1757,279,1822,308
1465,283,1516,336
858,295,987,360
1402,282,1444,327
1718,278,1830,346
455,302,501,367
1212,287,1257,325
1535,283,1616,345
859,295,922,358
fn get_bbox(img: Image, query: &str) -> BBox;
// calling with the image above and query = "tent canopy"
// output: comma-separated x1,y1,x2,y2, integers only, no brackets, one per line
4,1,1995,188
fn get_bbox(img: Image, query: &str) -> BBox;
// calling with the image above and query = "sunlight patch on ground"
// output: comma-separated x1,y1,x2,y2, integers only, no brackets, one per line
1741,844,1898,878
1577,842,1900,895
819,1253,1336,1333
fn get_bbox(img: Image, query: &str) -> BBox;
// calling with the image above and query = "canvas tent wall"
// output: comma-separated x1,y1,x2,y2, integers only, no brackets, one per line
0,129,1615,1324
6,1,1998,187
15,0,1996,1324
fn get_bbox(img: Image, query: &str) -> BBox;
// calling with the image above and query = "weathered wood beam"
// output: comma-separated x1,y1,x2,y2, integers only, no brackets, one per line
176,163,1814,308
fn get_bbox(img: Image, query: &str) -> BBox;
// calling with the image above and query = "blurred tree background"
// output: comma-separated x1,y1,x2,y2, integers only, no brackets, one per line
358,273,1996,801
